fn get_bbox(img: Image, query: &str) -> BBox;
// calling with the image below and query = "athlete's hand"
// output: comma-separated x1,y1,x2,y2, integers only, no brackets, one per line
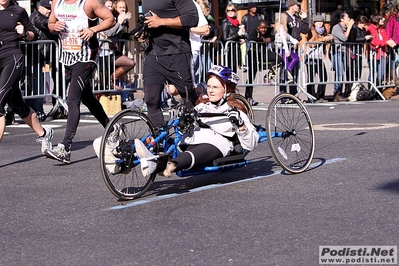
53,21,66,32
79,27,96,41
228,107,244,127
15,22,24,36
144,11,162,28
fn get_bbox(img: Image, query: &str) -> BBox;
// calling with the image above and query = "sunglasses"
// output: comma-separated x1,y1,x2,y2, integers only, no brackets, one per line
227,9,236,12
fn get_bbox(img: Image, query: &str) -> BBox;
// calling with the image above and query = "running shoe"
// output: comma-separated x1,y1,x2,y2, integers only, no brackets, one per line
37,127,54,154
44,143,70,164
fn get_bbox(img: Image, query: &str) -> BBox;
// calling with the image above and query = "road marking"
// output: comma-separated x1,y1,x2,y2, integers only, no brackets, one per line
105,157,347,211
313,123,399,131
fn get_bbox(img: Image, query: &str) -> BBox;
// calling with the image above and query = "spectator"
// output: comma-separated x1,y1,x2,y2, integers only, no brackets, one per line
366,14,395,87
100,0,135,96
221,3,246,73
0,0,54,152
385,3,399,86
330,9,353,101
241,3,262,40
111,0,131,53
27,0,65,121
190,0,210,87
246,20,283,106
45,0,115,163
198,0,219,75
305,15,334,103
279,0,309,95
134,65,258,178
140,0,199,127
241,2,263,71
274,13,299,84
346,15,373,95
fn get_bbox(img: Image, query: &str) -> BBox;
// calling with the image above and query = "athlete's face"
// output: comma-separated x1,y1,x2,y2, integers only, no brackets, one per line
206,76,225,102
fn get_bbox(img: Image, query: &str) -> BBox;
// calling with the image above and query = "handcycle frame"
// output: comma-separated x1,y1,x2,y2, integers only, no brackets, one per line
99,93,315,200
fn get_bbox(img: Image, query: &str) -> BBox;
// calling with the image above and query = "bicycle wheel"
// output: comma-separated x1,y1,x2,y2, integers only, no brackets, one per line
99,109,158,200
233,93,255,123
266,93,315,173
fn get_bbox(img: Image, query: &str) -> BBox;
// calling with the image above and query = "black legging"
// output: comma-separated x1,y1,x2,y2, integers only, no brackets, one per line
0,54,30,119
61,62,109,150
144,83,198,127
172,143,223,171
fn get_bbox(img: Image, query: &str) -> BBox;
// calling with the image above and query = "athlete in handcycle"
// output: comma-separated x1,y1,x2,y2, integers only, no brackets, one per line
94,65,315,200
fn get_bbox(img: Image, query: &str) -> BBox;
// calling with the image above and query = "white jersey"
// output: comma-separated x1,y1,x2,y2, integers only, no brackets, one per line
180,99,258,156
190,1,208,54
54,0,99,65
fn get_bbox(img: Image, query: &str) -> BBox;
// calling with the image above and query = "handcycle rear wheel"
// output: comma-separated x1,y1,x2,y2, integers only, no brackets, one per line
232,93,255,123
99,109,158,200
266,93,315,173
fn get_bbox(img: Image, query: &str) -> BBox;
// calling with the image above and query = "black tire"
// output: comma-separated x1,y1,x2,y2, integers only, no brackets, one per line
266,93,315,173
99,109,158,200
232,93,255,123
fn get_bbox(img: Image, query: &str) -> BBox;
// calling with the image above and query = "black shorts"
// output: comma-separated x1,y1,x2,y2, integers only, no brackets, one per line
143,52,193,92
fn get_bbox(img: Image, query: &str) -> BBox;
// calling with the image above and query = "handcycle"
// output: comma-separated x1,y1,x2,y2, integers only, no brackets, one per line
98,93,315,200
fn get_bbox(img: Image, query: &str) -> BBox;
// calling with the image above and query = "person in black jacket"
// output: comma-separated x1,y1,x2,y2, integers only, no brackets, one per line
26,0,64,121
345,15,373,96
246,20,283,105
221,3,246,73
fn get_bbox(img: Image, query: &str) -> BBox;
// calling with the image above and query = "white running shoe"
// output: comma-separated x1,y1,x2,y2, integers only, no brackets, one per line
37,127,53,154
93,137,120,174
134,139,157,177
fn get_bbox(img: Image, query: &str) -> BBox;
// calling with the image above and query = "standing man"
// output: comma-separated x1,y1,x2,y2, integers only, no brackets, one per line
141,0,199,127
280,0,308,95
44,0,115,163
241,3,262,38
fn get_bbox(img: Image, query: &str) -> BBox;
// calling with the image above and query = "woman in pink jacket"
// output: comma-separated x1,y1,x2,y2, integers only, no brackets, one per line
366,14,394,86
385,4,399,85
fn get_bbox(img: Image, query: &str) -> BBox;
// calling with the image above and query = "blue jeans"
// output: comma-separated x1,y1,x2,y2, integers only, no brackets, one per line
331,52,344,93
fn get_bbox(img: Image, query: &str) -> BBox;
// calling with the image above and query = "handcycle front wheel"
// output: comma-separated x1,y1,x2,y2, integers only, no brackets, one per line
266,93,315,173
99,109,158,200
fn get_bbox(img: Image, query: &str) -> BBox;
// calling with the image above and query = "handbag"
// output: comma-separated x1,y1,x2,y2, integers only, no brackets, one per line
356,84,375,101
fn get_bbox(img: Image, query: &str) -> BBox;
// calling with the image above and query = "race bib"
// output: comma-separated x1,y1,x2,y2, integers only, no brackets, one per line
61,31,82,52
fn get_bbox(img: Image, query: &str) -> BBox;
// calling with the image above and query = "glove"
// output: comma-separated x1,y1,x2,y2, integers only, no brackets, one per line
227,107,244,127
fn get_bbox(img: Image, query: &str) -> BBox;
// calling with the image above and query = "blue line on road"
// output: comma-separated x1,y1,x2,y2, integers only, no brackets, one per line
105,157,347,211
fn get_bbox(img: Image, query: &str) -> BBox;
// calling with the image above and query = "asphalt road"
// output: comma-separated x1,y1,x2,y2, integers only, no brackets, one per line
1,100,398,266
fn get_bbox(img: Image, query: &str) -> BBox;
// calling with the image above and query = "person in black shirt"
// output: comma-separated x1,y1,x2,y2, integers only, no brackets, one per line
140,0,199,127
0,0,54,152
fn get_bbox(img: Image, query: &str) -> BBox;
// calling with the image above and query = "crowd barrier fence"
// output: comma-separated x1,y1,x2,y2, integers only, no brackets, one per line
19,38,399,115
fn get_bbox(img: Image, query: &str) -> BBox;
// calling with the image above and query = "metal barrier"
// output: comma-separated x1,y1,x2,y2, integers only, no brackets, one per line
19,40,68,116
94,39,143,97
301,41,399,100
19,38,399,113
224,40,312,99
